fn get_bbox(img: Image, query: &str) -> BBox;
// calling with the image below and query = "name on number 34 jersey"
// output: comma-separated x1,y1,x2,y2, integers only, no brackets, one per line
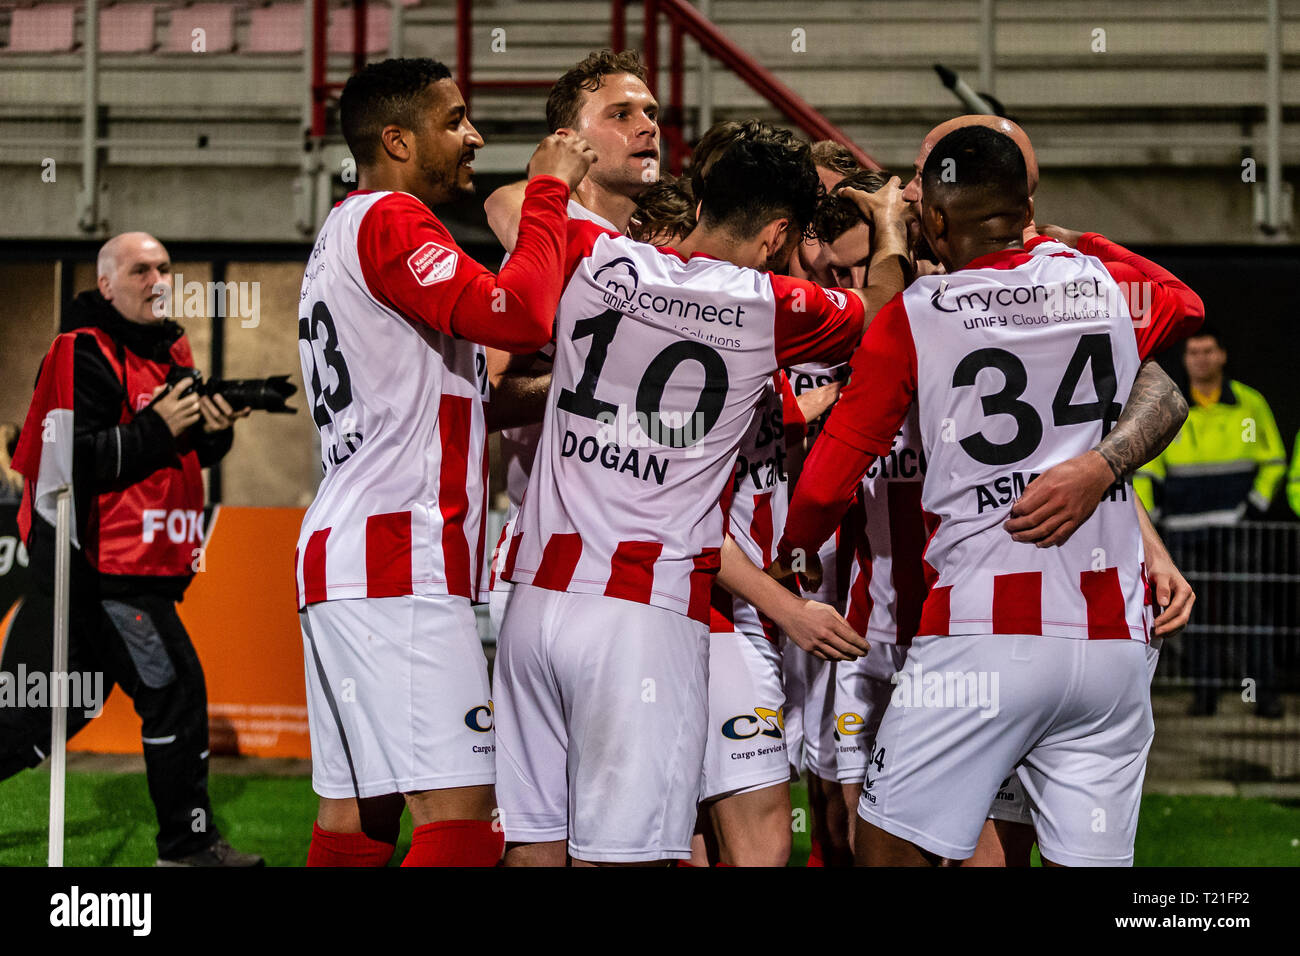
806,234,1204,643
503,224,864,623
293,190,491,609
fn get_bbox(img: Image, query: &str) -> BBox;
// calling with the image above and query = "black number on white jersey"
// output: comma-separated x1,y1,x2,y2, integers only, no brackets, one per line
301,301,361,466
953,333,1122,467
557,309,730,448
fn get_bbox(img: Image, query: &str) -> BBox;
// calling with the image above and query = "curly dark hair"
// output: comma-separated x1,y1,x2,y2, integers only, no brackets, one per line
812,168,891,243
340,57,453,166
628,175,697,244
686,120,808,202
545,50,649,132
692,123,821,241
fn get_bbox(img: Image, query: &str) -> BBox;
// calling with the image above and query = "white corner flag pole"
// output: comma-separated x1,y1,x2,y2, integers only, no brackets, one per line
48,484,73,868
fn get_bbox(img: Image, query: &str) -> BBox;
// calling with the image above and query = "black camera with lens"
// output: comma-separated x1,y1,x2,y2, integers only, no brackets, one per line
165,366,298,414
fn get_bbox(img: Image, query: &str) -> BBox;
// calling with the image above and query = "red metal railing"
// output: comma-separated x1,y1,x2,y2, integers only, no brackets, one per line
627,0,880,172
310,0,369,139
313,0,880,174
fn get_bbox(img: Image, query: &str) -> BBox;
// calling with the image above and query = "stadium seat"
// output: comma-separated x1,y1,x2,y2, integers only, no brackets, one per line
245,2,303,54
165,2,235,54
100,3,159,54
6,4,78,53
327,4,390,55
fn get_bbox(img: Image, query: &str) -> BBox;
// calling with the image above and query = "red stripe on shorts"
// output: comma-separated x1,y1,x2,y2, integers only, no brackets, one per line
365,511,413,598
1080,567,1131,639
437,394,474,598
302,528,330,605
992,570,1043,635
533,533,583,591
606,540,662,604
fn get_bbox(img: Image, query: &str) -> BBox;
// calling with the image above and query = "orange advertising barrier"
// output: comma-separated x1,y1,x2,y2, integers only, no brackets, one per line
65,506,311,758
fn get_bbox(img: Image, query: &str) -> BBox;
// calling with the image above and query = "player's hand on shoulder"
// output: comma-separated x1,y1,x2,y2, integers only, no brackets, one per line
528,131,597,193
1003,450,1115,548
779,599,868,662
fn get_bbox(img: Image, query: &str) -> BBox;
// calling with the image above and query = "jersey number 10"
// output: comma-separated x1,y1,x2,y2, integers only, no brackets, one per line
557,308,731,448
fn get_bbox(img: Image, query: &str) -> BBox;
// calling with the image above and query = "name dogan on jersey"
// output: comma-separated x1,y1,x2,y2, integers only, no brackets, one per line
560,429,670,485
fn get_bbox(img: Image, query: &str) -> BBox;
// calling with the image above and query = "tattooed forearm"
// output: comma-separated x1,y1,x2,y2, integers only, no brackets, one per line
1094,360,1188,480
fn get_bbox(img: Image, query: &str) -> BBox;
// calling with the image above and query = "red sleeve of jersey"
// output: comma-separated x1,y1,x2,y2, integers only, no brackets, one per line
563,218,616,283
1078,232,1205,360
778,298,917,557
356,176,570,353
770,275,865,367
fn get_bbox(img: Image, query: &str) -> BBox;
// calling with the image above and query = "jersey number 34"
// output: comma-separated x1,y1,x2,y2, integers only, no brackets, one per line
953,332,1122,467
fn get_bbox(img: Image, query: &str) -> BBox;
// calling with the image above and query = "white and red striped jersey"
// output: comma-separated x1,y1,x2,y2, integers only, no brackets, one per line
786,233,1204,642
292,181,572,608
844,405,930,645
489,202,617,592
710,373,793,641
503,226,864,623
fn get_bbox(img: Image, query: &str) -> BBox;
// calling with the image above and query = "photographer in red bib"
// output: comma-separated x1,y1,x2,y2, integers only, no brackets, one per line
1,231,263,866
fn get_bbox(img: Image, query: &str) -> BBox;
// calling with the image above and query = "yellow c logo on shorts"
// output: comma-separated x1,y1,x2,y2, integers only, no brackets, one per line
835,712,864,736
722,706,784,740
464,700,494,733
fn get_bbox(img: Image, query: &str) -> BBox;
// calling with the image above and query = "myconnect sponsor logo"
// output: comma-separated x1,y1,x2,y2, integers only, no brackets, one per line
929,276,1153,325
593,257,747,327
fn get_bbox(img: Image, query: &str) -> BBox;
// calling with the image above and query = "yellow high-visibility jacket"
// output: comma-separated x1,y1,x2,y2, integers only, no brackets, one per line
1135,378,1286,528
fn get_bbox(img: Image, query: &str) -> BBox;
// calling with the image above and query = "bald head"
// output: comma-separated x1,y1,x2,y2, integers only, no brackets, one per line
918,126,1033,273
96,232,172,325
904,114,1038,203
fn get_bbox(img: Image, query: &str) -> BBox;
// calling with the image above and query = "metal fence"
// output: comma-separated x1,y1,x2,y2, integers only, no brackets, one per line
1149,520,1300,782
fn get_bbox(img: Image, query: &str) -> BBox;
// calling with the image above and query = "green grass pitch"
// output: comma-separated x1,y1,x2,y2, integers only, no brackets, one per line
1,771,1297,866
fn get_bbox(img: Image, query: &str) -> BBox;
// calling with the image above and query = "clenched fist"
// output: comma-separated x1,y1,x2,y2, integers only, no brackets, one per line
528,132,597,193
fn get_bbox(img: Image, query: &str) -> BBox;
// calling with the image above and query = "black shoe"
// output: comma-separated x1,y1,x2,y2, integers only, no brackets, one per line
157,837,265,867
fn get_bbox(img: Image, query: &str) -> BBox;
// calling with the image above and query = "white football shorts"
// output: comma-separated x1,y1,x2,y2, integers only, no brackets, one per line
299,593,496,800
493,583,710,863
833,641,910,784
859,632,1153,867
781,633,809,774
985,636,1164,828
702,628,788,801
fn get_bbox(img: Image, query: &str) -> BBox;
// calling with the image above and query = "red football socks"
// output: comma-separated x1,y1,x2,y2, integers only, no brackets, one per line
806,837,825,867
400,819,504,867
306,823,396,867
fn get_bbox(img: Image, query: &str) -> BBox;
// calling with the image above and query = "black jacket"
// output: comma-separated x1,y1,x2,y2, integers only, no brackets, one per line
28,290,233,601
